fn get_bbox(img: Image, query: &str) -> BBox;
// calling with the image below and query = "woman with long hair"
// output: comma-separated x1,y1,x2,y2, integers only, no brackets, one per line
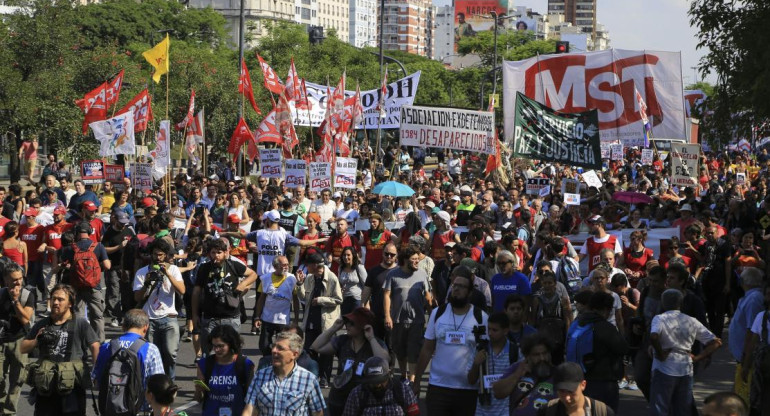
337,246,368,315
397,211,425,251
226,192,250,227
111,189,134,219
146,374,182,416
359,213,395,270
1,221,27,273
209,194,228,228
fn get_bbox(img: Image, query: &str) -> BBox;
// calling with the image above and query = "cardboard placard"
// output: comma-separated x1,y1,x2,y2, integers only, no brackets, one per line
285,159,307,189
334,157,358,189
309,162,332,192
80,160,105,185
104,165,124,183
526,178,550,195
259,148,283,179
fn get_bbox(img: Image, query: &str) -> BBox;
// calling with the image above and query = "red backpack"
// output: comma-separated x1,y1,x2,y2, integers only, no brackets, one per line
71,241,102,289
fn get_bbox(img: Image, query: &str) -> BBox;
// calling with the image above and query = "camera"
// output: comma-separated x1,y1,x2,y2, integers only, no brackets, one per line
473,325,488,352
194,206,205,216
146,264,165,284
37,329,59,350
0,319,10,342
472,325,492,406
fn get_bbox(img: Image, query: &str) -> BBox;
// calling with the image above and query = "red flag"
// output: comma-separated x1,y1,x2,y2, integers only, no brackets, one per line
175,90,195,131
275,94,299,158
316,128,334,162
376,67,388,118
239,60,262,115
284,58,301,103
296,79,310,110
350,82,364,129
255,110,282,144
257,54,284,95
116,89,153,133
484,101,501,175
330,71,346,116
105,69,124,107
228,117,254,163
76,82,108,134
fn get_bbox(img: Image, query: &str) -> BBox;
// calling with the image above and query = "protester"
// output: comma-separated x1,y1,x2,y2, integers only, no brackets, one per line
342,356,419,416
0,261,34,414
728,267,766,404
537,362,616,416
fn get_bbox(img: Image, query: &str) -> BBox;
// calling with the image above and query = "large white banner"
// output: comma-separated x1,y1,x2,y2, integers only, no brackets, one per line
502,50,686,147
399,106,496,155
292,72,421,129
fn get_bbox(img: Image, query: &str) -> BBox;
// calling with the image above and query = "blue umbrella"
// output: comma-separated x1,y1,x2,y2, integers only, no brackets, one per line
371,181,415,197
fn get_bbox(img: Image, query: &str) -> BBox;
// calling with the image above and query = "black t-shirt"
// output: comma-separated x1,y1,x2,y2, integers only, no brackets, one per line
24,317,98,362
698,239,731,289
101,225,136,266
365,265,395,319
0,287,36,340
195,259,248,319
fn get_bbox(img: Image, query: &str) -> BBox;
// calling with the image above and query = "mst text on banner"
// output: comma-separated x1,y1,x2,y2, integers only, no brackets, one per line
513,92,601,169
399,105,496,155
502,49,686,147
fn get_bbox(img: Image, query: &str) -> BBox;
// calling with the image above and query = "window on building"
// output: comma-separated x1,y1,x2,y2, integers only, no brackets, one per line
301,7,310,19
312,9,316,16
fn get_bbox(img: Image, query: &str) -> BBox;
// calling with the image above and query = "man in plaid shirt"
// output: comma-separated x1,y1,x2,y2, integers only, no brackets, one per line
243,331,325,416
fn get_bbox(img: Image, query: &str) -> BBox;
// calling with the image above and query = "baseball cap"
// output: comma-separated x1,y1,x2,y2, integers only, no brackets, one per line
23,207,39,217
82,201,98,212
115,211,131,225
342,307,375,330
680,203,693,212
262,210,280,223
431,206,441,214
425,201,436,209
450,195,461,202
333,191,342,199
141,197,155,208
228,214,241,224
53,206,67,215
134,208,145,218
553,362,585,392
460,185,473,195
587,215,605,224
75,221,93,235
360,356,391,385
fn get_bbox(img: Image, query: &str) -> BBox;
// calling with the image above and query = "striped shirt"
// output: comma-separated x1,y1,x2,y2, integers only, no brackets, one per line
245,363,325,416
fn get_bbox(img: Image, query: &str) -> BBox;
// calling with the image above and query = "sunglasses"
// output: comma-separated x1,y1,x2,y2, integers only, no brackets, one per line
383,252,397,257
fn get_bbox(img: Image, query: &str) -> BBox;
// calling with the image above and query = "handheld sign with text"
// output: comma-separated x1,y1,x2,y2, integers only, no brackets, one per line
641,149,654,165
131,163,153,191
399,105,496,155
581,170,603,189
334,157,358,189
80,160,105,185
736,172,746,185
104,165,124,183
564,193,581,206
670,143,700,187
561,178,580,195
600,143,611,159
309,162,332,192
285,159,307,189
259,148,283,179
610,144,624,161
512,92,601,169
526,178,550,195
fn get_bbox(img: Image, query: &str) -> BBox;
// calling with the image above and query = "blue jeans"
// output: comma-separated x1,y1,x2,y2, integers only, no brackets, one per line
649,370,693,416
148,316,180,380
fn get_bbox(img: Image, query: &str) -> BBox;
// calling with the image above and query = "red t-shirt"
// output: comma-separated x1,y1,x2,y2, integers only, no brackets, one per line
19,224,45,261
585,235,618,272
0,217,10,239
430,229,456,263
363,229,393,270
43,222,74,263
622,246,655,287
326,232,359,274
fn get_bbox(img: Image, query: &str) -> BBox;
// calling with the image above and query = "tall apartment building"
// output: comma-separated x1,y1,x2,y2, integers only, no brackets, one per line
379,0,433,58
547,0,596,36
187,0,295,45
349,0,377,47
318,0,349,42
295,0,319,27
433,5,454,63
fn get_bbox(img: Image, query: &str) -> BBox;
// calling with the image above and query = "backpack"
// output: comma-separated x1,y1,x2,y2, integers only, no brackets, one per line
566,321,595,372
98,338,146,416
71,241,102,289
0,286,34,326
202,354,249,406
517,225,533,248
556,255,582,299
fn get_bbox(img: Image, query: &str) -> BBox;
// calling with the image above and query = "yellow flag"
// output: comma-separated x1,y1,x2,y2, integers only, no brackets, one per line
142,34,170,83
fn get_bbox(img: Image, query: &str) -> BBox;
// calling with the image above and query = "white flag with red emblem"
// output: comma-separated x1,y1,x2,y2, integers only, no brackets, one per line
257,54,284,95
175,90,195,131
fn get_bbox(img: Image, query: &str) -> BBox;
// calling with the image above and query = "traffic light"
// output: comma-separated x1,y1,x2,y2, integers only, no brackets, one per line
308,26,325,45
555,41,570,54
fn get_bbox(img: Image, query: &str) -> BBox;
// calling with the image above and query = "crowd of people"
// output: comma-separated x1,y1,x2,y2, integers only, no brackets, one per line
0,144,768,416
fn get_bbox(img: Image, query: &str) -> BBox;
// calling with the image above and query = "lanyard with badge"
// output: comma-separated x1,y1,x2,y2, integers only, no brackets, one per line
444,310,468,345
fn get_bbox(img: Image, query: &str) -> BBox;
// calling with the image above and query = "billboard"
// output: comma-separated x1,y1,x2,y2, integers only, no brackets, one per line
502,49,687,147
454,0,510,50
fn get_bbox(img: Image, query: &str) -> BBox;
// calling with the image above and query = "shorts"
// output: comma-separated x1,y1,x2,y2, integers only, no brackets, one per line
24,159,35,173
391,322,423,363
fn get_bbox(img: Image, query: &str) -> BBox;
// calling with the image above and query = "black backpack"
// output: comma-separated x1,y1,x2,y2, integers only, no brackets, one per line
98,338,146,416
202,354,249,406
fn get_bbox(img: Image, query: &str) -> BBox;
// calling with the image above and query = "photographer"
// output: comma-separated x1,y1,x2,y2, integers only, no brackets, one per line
132,238,185,380
0,261,35,413
20,283,100,416
468,312,517,416
413,268,488,416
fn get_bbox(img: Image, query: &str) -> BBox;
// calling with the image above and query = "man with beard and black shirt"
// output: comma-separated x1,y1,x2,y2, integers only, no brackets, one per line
0,261,35,414
102,211,136,327
493,333,558,416
413,271,488,415
361,241,399,341
694,225,732,338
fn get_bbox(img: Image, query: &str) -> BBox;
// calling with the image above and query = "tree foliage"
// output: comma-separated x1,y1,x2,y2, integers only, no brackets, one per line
690,0,770,145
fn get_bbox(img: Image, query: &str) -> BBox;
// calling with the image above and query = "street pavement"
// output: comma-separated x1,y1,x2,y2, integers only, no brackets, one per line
15,291,737,416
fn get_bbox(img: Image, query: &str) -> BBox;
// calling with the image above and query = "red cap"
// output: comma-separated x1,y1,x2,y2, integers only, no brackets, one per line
141,197,155,208
23,207,39,217
82,201,98,211
53,206,67,215
227,214,241,224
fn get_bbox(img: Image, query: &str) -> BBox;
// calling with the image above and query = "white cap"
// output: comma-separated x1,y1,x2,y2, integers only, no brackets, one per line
262,210,280,222
680,203,693,212
333,191,342,198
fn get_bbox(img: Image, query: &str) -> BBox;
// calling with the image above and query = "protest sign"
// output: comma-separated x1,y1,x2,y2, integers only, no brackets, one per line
399,106,495,155
670,143,700,187
512,92,601,169
526,178,550,195
131,163,153,191
285,159,307,189
80,160,105,185
641,149,654,165
104,165,124,183
539,186,551,197
309,162,332,192
259,148,283,179
561,178,580,195
610,144,624,161
736,172,746,185
600,143,610,159
334,157,358,189
582,170,603,189
564,193,581,206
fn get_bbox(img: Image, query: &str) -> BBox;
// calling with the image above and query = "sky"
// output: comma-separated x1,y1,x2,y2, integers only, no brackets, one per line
435,0,715,85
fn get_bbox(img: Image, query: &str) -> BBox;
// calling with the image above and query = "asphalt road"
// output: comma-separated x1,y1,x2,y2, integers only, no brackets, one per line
14,292,737,416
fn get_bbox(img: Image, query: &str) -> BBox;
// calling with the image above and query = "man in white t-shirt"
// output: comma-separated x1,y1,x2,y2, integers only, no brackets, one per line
132,238,186,379
413,271,488,415
310,189,337,225
255,255,299,356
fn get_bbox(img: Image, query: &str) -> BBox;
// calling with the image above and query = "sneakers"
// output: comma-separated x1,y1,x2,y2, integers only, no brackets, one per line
626,381,639,391
618,379,629,389
109,319,120,328
319,377,329,388
182,330,192,342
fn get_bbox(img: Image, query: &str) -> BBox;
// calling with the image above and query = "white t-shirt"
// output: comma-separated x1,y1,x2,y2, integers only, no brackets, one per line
132,264,184,319
246,228,298,277
259,273,297,325
424,305,489,390
751,310,770,344
650,310,716,376
311,200,337,223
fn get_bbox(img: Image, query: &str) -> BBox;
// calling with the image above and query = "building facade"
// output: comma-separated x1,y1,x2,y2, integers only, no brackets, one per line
295,0,319,27
379,0,433,57
188,0,295,45
547,0,596,36
317,0,349,42
349,0,377,47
